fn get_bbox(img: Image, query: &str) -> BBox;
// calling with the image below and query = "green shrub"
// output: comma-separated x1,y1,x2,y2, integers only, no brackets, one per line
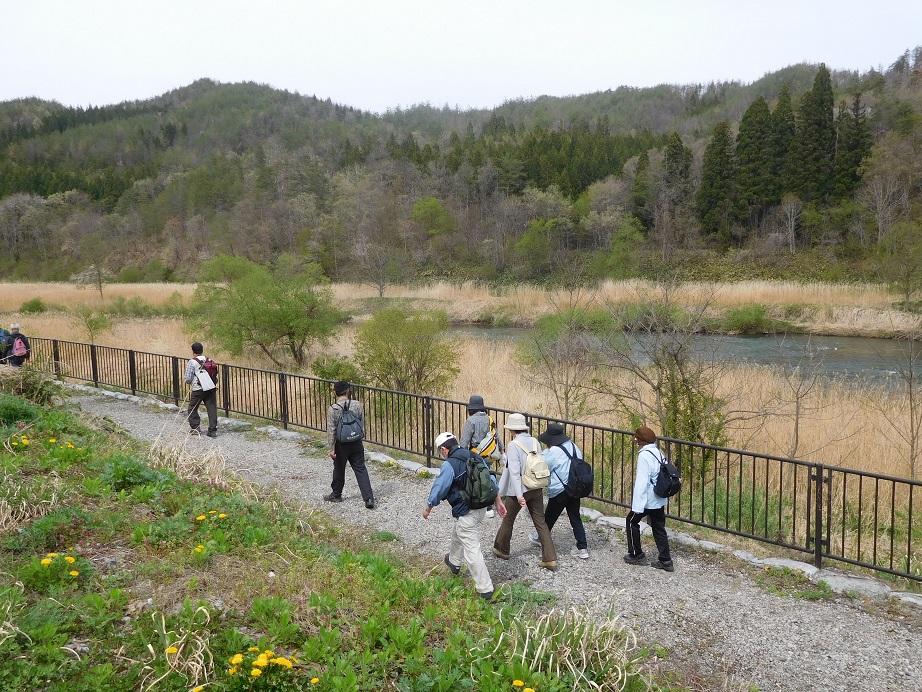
99,454,171,492
19,298,47,314
311,355,363,384
2,508,88,554
722,304,790,334
249,596,300,644
0,394,39,426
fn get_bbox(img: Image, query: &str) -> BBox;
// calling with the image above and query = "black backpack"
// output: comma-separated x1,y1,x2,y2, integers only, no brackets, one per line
335,400,364,443
459,450,498,510
555,442,595,499
650,449,682,498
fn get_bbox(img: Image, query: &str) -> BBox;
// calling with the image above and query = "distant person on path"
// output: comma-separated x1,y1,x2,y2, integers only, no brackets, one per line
0,326,10,363
184,342,218,438
4,324,31,367
422,431,505,600
530,423,590,559
492,413,557,570
325,380,376,509
624,426,674,572
458,395,503,518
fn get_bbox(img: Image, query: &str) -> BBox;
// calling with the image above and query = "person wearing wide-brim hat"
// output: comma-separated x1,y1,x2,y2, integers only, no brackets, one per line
458,395,504,517
531,423,590,559
492,413,558,570
624,425,673,572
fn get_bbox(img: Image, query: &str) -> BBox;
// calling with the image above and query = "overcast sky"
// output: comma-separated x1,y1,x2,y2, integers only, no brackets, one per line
2,1,920,112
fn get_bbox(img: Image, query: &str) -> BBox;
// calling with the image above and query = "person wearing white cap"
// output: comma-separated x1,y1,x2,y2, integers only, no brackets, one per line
492,413,558,570
422,431,505,600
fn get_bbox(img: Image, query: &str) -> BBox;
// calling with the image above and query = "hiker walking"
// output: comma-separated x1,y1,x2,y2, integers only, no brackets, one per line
184,342,218,437
531,423,591,559
4,324,31,367
624,426,674,572
422,431,505,600
325,380,376,509
492,413,558,570
458,395,503,517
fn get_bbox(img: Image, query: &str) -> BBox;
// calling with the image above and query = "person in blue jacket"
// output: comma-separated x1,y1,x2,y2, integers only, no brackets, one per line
623,426,674,572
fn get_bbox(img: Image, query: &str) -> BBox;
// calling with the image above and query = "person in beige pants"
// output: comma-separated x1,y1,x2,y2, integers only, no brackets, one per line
422,432,507,600
492,413,558,570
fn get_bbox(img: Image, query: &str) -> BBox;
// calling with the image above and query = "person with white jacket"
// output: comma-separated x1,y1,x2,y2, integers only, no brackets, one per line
623,426,674,572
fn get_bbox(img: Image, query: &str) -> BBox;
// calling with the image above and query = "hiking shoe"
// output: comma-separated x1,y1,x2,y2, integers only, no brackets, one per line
485,508,495,518
492,547,509,560
478,590,494,601
365,498,377,510
577,548,590,560
651,559,675,572
323,493,343,503
444,554,461,576
206,431,217,438
538,560,558,571
189,428,201,435
529,532,541,546
623,553,648,566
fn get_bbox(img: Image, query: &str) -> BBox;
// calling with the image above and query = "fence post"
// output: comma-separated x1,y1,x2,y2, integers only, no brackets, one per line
422,396,433,467
52,339,62,381
812,463,825,569
128,350,137,396
221,365,230,416
90,344,99,387
279,373,289,429
171,357,180,407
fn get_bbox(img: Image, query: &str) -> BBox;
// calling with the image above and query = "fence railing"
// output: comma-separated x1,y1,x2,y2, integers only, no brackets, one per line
27,336,921,582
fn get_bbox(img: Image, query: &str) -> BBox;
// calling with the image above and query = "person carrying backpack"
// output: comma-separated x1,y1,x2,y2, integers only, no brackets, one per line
624,426,674,572
325,380,376,509
458,395,504,518
5,324,31,368
184,342,218,438
530,423,591,559
0,326,10,363
422,432,505,600
492,413,557,571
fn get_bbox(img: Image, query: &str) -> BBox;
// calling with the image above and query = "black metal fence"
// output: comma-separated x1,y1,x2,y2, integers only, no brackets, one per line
28,337,921,582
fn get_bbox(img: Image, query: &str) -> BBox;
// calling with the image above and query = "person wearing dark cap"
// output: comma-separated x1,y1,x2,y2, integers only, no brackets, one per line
325,381,376,509
531,423,590,559
458,394,503,517
624,426,673,572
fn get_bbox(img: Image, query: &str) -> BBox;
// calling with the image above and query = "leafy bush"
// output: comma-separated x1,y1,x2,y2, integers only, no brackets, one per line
722,303,789,334
19,298,47,314
0,366,64,406
0,394,39,426
99,453,171,491
311,355,363,384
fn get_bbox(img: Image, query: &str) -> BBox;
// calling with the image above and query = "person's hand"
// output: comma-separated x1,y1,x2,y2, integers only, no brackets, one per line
328,450,336,461
517,495,526,508
495,499,508,518
422,506,432,520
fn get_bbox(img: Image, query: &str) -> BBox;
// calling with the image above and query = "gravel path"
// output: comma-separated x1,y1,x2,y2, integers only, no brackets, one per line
73,394,920,692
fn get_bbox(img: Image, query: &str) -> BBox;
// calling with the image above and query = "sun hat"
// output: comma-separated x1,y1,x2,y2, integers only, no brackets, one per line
467,395,486,413
435,432,457,449
537,423,569,447
503,413,530,432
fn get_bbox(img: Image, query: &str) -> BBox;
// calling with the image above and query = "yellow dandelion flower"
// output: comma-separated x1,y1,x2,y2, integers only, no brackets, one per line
46,552,59,558
69,570,79,577
21,439,29,446
250,668,262,678
270,657,292,668
512,682,525,688
65,556,76,564
227,666,238,675
229,653,244,665
165,646,178,654
253,656,269,668
192,687,204,692
40,558,52,567
524,688,536,692
218,513,227,519
195,514,206,521
208,510,217,514
194,545,205,554
262,649,274,657
48,438,57,443
248,646,260,653
311,677,320,685
66,442,75,448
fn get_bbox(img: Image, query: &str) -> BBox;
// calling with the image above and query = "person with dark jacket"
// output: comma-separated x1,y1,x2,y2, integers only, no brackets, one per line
325,380,376,509
422,432,505,600
4,324,31,367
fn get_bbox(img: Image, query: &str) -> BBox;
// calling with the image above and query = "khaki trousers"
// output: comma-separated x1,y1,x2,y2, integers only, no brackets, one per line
448,508,493,594
493,488,557,563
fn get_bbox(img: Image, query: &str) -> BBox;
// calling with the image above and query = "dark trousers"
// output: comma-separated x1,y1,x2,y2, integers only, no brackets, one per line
188,388,217,432
494,488,557,563
626,507,671,563
331,440,374,502
545,493,587,549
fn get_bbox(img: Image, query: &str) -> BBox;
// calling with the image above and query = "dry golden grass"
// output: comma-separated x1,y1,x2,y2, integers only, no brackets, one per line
0,282,195,311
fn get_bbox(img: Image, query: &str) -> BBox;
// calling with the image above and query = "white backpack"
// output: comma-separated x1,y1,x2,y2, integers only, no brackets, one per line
514,438,550,490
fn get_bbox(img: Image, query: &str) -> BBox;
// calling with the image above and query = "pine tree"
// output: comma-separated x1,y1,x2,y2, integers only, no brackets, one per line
834,93,872,199
631,150,652,227
770,86,797,200
792,65,836,203
736,97,774,227
696,122,737,244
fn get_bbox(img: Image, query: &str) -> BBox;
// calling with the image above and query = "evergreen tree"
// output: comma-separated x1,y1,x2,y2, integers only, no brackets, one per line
770,86,796,201
631,150,653,227
696,122,737,244
735,97,774,227
834,93,872,199
792,64,836,202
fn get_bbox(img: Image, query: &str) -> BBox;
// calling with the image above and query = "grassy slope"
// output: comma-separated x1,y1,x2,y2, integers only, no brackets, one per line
0,393,669,691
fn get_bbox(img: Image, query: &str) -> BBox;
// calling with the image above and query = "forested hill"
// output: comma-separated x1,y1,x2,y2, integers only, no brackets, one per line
1,48,921,285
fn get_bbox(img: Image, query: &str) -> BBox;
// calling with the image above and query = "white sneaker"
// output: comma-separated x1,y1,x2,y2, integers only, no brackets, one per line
577,548,590,560
485,508,495,518
529,532,541,546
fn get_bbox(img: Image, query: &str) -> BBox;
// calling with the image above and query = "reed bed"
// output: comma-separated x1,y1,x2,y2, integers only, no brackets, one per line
0,282,196,311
